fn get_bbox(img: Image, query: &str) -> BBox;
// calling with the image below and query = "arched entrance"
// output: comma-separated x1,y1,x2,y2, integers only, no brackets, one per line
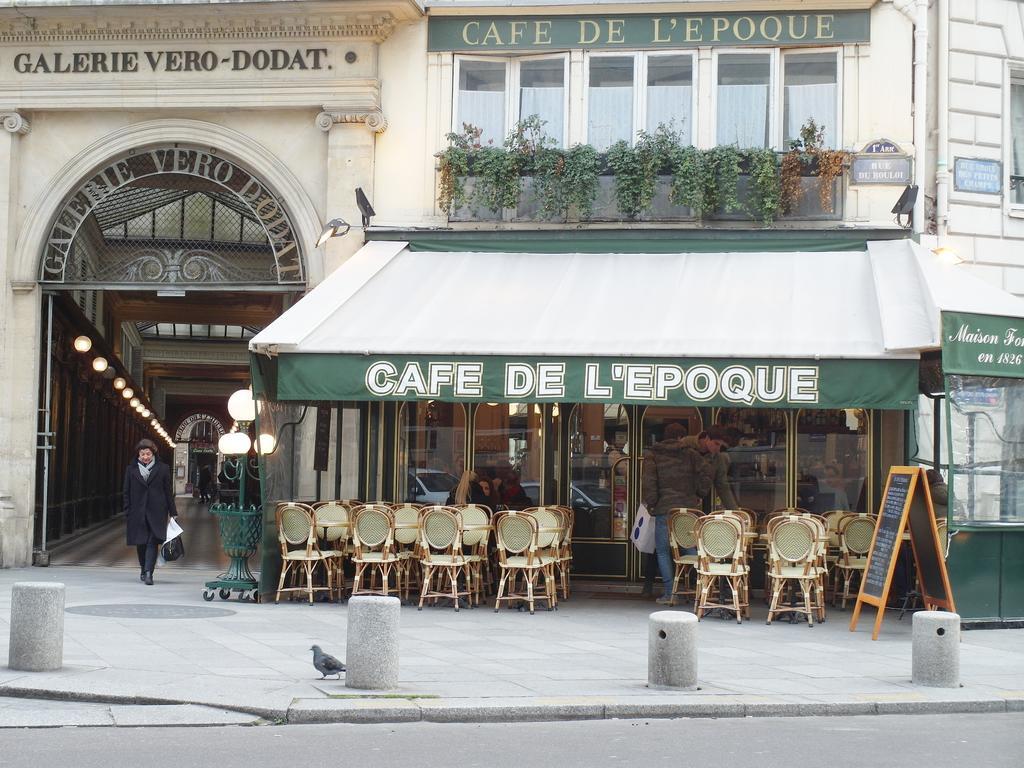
35,130,313,559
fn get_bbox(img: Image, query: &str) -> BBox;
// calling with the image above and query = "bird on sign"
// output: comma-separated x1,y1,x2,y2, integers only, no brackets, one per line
311,645,346,679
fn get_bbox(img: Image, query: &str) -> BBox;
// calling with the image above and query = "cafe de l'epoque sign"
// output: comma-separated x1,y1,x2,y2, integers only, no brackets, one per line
428,10,870,51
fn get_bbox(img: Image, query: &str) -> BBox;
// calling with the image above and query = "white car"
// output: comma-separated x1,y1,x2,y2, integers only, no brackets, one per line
406,469,459,504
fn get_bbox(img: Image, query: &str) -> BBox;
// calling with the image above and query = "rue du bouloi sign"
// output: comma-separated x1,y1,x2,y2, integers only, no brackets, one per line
428,10,870,51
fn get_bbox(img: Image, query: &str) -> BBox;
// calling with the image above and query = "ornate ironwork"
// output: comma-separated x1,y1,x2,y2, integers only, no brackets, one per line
40,145,304,285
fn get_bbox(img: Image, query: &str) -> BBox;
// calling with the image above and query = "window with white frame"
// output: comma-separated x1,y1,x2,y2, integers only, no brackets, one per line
716,52,772,148
585,52,696,150
783,51,839,149
1012,72,1024,205
454,56,567,147
714,49,840,150
646,54,695,144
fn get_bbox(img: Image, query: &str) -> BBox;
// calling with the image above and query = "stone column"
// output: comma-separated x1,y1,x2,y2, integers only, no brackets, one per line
0,113,34,567
315,108,387,276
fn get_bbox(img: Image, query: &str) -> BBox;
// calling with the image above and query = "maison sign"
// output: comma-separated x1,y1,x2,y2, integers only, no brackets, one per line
427,11,870,51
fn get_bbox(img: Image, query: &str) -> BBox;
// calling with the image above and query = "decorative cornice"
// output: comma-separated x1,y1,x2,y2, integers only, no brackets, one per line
0,14,398,44
316,108,387,133
2,112,30,135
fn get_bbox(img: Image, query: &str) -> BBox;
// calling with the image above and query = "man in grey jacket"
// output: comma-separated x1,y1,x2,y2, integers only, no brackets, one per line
642,423,713,605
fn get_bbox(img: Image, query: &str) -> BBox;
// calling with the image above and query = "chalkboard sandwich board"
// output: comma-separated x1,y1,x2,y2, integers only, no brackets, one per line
849,466,955,639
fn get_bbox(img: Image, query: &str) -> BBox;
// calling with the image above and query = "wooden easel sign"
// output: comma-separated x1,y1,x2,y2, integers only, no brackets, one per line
850,466,956,639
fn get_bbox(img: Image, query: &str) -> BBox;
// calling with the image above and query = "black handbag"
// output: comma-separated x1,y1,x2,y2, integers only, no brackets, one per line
162,536,185,562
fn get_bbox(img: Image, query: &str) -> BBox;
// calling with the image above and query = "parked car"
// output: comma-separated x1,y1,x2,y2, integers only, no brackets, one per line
406,469,459,504
520,481,612,537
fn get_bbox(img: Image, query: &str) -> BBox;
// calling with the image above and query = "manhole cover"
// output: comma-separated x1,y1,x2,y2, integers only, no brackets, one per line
66,604,236,619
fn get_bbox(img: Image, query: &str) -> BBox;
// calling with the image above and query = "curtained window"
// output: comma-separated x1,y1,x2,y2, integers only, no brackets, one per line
646,55,693,144
1012,75,1024,205
783,52,839,149
520,58,566,146
588,56,634,151
457,60,507,147
716,53,771,148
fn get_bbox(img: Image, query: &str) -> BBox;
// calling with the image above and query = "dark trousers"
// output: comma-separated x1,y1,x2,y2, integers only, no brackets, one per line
136,532,161,574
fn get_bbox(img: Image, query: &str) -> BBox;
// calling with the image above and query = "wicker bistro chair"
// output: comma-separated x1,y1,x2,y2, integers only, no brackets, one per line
552,505,574,600
458,504,492,605
275,503,335,604
667,508,703,605
765,516,827,626
311,502,351,600
525,506,565,606
833,513,877,608
350,504,401,597
493,511,557,614
391,503,423,601
416,506,471,611
694,513,750,623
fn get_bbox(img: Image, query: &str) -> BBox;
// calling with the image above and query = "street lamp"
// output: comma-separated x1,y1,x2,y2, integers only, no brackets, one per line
204,387,264,602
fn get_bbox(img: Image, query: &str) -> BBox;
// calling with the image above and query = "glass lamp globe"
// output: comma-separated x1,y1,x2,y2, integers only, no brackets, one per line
122,388,134,399
92,357,109,373
113,377,126,390
256,433,276,455
227,389,257,422
73,335,92,353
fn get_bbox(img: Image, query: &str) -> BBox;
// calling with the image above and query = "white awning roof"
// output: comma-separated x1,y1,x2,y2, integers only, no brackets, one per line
251,239,1024,360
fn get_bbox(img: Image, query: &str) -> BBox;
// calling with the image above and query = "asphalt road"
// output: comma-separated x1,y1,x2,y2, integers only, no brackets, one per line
0,713,1021,767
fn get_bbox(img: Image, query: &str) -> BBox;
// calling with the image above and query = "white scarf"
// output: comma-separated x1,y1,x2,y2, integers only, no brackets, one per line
138,460,153,481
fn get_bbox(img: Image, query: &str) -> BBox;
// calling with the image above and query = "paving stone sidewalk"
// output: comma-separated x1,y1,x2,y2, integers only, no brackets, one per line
0,566,1021,727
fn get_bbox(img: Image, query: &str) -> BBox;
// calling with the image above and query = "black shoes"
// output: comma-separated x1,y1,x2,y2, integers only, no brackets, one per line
140,571,146,583
143,571,154,586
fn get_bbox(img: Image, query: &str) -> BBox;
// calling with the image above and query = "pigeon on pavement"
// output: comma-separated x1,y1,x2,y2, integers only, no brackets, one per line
311,644,346,679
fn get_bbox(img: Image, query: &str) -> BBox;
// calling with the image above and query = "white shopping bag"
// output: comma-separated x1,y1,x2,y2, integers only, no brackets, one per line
165,517,184,542
630,503,656,554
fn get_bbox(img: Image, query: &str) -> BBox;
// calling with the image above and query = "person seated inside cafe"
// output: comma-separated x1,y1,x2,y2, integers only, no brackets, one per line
818,462,851,511
446,469,491,506
501,472,531,510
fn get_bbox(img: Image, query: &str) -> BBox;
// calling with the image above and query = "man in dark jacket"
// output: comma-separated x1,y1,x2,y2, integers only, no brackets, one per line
124,439,177,585
682,427,738,509
642,423,713,605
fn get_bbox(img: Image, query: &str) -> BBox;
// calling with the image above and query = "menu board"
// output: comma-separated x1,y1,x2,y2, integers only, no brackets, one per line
850,466,955,640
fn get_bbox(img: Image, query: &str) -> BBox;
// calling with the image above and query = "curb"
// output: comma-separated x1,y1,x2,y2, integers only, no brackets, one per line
2,687,1020,726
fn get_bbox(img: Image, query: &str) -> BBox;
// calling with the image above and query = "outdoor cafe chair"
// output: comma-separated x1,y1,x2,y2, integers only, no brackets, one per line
667,508,703,605
311,502,351,600
833,513,877,608
391,503,423,600
765,516,827,626
275,503,334,604
524,506,563,606
350,504,400,598
458,504,492,604
552,504,574,599
493,511,556,614
694,513,749,623
417,505,471,611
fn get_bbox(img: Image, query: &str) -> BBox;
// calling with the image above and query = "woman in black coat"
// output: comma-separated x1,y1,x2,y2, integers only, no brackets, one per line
124,439,177,585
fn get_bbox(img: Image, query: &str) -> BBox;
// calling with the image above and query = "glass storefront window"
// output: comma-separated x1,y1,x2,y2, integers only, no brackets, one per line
796,409,869,513
473,403,542,509
716,53,771,148
398,401,465,504
716,408,788,516
783,51,838,149
947,375,1024,525
520,58,566,146
646,54,693,142
457,59,507,147
568,404,629,539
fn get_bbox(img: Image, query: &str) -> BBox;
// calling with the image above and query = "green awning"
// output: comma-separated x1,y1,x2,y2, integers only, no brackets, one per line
262,353,918,409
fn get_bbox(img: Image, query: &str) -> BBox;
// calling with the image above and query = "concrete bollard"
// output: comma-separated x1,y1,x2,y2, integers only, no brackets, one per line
8,582,65,672
912,611,960,688
345,595,400,690
648,610,698,689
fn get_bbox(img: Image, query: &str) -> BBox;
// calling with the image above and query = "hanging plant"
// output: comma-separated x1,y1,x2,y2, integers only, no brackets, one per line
669,145,706,214
560,144,600,219
812,149,849,213
745,148,782,225
704,145,743,214
779,149,806,214
435,124,480,216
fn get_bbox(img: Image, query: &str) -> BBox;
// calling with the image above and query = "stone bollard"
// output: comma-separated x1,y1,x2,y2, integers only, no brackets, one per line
345,595,400,690
648,610,698,689
8,582,65,672
912,611,961,688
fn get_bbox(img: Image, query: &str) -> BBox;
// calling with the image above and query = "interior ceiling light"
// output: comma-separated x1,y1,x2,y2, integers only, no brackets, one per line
73,335,92,353
113,377,126,390
91,357,108,372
